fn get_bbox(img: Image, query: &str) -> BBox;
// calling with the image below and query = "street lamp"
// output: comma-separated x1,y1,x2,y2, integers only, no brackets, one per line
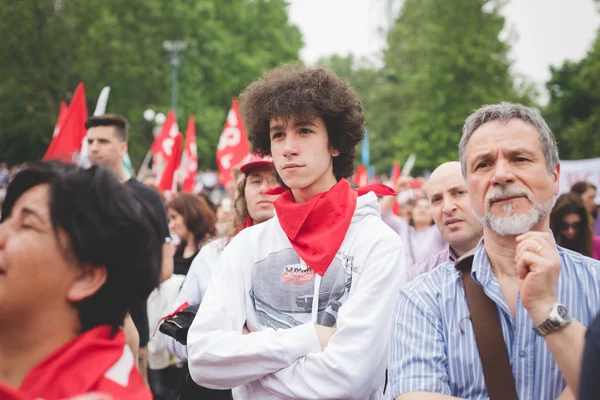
143,109,166,139
143,109,156,122
163,40,188,114
155,112,166,125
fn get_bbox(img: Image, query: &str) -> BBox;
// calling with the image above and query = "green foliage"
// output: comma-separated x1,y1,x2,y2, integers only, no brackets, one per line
318,0,536,175
315,54,391,170
381,0,533,173
545,34,600,160
0,0,302,168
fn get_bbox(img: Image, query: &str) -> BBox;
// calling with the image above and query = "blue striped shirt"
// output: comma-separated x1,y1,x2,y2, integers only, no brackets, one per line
388,239,600,400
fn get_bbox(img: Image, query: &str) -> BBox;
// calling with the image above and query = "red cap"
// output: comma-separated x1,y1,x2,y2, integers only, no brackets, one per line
240,155,273,175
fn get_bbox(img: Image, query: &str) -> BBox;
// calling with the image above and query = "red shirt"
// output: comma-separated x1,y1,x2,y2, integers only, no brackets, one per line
0,325,151,400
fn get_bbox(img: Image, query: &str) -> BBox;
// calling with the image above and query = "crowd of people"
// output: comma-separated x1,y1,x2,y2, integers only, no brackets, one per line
1,65,600,400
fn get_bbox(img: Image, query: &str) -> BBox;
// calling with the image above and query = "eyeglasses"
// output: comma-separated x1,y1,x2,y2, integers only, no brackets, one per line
560,221,581,231
247,176,278,187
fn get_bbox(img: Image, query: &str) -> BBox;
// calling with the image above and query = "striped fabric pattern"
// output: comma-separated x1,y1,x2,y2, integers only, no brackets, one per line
388,239,600,400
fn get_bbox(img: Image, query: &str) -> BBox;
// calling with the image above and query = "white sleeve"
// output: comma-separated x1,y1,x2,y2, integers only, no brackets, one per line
259,245,404,400
187,239,322,390
164,247,210,361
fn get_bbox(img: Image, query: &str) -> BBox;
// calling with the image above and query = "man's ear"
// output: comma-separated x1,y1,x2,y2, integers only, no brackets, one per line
120,141,128,158
552,162,561,196
67,264,107,303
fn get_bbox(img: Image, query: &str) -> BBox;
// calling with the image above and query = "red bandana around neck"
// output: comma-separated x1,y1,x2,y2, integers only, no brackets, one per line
243,216,254,229
267,178,395,276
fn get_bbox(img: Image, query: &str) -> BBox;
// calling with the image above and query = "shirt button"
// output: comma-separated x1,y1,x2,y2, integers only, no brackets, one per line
518,350,526,358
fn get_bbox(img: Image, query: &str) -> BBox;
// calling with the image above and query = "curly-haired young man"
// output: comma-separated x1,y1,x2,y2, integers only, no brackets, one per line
186,65,405,400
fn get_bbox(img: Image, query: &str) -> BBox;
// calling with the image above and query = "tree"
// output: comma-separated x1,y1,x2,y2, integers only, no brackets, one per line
316,54,393,172
545,34,600,160
0,0,302,168
375,0,533,173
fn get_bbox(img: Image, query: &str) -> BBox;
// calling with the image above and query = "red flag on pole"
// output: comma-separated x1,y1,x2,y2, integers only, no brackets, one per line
391,161,400,187
354,164,368,187
151,110,177,180
216,98,250,186
43,101,68,160
157,132,183,192
181,116,198,192
151,110,177,155
391,161,401,216
43,84,88,162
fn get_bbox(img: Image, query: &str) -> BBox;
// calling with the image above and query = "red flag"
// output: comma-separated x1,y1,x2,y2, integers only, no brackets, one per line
43,101,68,160
216,98,250,186
181,116,198,192
391,161,401,216
151,110,177,179
391,161,400,187
151,110,177,155
354,164,368,187
157,132,183,192
43,84,88,162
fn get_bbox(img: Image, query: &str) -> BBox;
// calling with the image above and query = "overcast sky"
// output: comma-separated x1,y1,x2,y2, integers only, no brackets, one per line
288,0,600,97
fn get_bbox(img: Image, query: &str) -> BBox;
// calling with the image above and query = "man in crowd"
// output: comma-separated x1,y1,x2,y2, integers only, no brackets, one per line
406,161,483,281
186,65,404,399
389,102,600,399
86,114,173,381
0,161,160,399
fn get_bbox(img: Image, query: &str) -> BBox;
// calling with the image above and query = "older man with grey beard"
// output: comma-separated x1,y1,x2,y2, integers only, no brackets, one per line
388,102,600,400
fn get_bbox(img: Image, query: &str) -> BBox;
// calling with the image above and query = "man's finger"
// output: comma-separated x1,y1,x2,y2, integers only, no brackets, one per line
515,237,545,263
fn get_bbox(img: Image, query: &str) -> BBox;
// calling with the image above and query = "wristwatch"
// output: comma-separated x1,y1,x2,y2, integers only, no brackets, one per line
533,303,573,336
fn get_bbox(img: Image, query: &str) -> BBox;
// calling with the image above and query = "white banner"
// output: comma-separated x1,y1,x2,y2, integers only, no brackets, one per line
558,157,600,203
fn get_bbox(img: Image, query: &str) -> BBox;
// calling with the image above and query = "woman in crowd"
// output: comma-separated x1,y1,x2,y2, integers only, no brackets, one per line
164,156,278,400
167,193,217,276
571,181,599,235
550,192,600,259
380,177,446,268
148,193,217,399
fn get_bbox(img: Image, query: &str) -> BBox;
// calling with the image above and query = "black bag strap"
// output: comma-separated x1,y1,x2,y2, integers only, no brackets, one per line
456,252,518,400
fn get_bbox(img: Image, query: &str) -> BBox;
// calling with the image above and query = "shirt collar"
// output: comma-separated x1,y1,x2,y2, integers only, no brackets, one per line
447,244,458,262
471,238,492,286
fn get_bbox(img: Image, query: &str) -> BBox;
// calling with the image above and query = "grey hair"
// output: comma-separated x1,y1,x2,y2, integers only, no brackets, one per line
458,102,559,177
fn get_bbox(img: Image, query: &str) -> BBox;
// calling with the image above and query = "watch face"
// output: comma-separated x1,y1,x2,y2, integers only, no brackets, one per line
557,305,569,319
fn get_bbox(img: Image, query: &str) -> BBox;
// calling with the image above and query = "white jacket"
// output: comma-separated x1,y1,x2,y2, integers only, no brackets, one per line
148,274,186,369
187,191,405,400
164,237,227,360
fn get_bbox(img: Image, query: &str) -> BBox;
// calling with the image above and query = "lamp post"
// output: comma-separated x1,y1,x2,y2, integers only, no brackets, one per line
163,40,188,114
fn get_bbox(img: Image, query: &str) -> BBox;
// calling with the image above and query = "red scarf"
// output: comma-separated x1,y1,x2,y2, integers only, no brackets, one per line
13,325,151,400
266,178,395,276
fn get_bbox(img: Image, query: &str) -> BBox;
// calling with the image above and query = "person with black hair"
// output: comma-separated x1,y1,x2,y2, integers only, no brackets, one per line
86,113,173,383
550,193,600,259
186,65,404,399
570,181,599,235
0,161,161,399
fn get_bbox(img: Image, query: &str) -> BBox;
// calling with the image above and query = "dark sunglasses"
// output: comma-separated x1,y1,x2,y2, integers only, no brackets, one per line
560,221,581,230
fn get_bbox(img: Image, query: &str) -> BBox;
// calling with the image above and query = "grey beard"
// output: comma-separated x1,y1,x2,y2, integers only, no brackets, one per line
476,197,555,236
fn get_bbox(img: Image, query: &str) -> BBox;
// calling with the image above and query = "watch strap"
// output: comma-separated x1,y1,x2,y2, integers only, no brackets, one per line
533,304,572,336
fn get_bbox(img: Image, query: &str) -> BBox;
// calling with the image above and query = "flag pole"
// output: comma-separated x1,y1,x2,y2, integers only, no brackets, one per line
137,150,153,180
